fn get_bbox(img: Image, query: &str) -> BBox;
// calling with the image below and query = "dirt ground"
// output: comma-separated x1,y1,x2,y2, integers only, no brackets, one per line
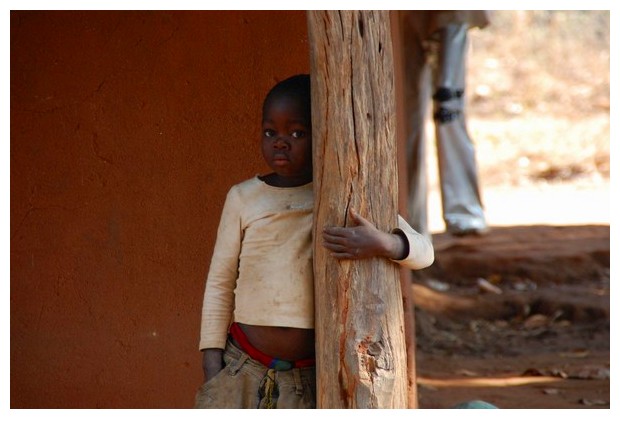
411,224,610,409
409,11,610,409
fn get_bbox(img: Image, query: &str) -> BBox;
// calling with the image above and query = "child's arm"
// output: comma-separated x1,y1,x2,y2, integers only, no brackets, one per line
199,187,244,381
322,208,434,269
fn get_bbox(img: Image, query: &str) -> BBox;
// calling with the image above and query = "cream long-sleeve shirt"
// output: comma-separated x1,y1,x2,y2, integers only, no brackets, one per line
199,176,434,350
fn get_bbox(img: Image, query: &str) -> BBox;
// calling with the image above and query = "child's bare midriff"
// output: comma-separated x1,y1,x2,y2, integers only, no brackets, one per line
236,322,315,361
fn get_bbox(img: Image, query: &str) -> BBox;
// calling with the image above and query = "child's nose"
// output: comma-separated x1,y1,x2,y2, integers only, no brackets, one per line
273,137,289,149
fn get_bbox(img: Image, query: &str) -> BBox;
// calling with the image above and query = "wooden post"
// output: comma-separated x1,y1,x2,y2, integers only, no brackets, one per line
308,10,408,409
390,10,419,409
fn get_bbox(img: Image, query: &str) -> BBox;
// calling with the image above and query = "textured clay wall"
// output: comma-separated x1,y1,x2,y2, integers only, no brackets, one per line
10,10,309,408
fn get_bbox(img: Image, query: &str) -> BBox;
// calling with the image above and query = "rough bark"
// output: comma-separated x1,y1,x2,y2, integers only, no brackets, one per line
390,10,419,409
308,10,408,409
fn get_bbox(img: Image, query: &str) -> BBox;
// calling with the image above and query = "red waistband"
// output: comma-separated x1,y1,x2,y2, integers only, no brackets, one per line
228,322,315,370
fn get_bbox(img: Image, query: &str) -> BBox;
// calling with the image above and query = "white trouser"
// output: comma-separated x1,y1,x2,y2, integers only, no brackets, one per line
402,21,487,237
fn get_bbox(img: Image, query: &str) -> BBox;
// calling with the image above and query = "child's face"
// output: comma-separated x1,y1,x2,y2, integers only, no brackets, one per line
261,95,312,182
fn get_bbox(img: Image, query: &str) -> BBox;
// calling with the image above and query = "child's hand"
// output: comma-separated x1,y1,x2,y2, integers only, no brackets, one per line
322,209,406,260
202,349,224,383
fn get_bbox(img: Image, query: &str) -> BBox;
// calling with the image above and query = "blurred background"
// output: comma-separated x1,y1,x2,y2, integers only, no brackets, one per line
425,10,610,232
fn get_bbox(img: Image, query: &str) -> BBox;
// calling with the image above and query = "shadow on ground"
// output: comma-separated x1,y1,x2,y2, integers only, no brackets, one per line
410,224,610,409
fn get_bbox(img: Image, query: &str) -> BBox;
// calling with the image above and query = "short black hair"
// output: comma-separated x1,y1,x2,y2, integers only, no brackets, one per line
262,74,311,122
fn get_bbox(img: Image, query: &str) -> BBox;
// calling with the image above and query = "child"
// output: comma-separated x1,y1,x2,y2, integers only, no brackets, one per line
195,74,434,409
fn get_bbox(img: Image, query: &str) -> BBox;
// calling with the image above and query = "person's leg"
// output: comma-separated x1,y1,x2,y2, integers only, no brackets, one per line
432,23,488,235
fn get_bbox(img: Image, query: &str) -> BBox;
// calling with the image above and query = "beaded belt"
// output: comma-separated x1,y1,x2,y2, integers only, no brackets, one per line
228,322,315,371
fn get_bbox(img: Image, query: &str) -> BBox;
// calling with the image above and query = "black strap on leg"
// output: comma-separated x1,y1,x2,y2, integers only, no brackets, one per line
433,86,464,102
434,107,461,123
433,86,464,124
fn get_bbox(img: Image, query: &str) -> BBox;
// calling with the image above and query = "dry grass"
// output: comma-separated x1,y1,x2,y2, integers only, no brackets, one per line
457,11,610,189
468,11,610,119
471,114,609,188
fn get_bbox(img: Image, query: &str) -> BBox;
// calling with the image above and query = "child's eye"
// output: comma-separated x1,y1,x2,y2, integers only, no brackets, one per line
264,129,275,137
291,130,306,138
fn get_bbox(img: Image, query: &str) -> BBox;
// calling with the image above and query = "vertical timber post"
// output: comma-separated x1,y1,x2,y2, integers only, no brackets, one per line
308,10,408,408
390,10,419,409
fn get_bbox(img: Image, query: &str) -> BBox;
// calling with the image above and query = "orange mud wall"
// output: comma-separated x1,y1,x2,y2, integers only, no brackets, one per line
10,10,309,408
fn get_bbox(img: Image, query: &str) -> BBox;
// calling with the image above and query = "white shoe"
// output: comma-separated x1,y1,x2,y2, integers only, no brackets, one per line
446,219,489,237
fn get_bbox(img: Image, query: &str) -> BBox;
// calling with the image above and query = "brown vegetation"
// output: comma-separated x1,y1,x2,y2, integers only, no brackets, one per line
467,10,610,188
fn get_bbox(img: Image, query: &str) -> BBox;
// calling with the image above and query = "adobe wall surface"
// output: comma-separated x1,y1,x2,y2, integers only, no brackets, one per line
10,10,309,408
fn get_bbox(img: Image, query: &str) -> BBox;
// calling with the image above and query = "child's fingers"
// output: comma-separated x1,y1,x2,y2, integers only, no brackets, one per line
330,251,357,259
323,226,354,240
322,241,347,253
323,226,345,235
322,227,345,242
322,240,358,259
349,209,374,228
